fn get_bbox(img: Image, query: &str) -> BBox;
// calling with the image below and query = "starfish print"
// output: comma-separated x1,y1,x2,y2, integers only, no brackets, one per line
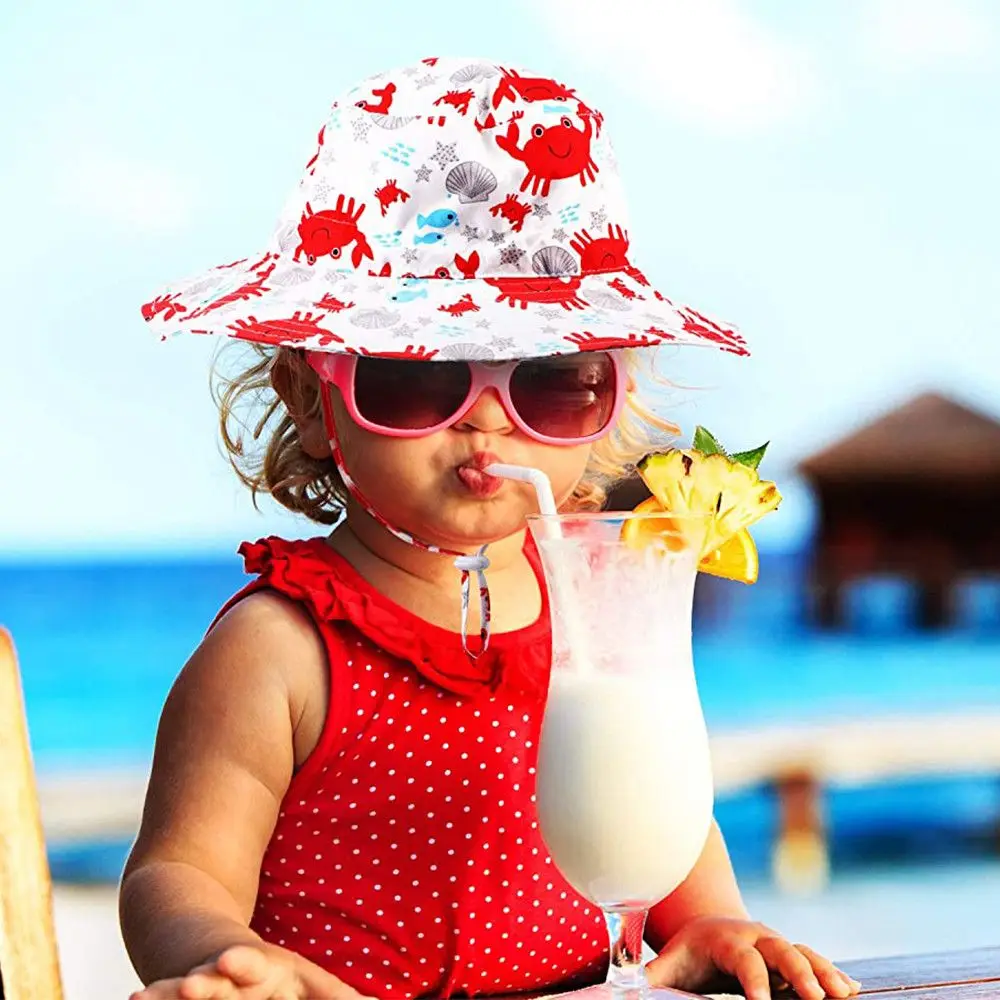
414,163,433,183
417,316,434,326
476,318,492,329
352,117,373,141
320,148,337,166
342,282,358,294
487,230,506,246
477,95,492,118
429,141,459,171
538,307,563,319
461,225,480,242
589,207,608,228
313,181,333,202
531,201,551,220
392,323,416,339
368,281,383,292
402,248,419,263
551,228,568,242
489,336,515,350
370,160,382,175
541,325,559,336
498,244,526,267
415,74,439,89
402,65,420,77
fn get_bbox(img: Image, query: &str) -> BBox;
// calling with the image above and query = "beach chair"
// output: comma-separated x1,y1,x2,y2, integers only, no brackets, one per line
0,628,64,999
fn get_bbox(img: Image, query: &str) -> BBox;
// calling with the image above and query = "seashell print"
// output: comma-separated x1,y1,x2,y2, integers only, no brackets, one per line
437,343,496,361
274,223,299,253
350,307,400,329
531,246,579,277
445,161,498,204
450,63,498,84
584,288,633,311
268,267,314,287
369,114,417,129
183,274,229,299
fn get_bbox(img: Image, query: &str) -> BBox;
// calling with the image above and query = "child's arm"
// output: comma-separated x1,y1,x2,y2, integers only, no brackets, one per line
644,819,749,948
643,821,857,1000
119,592,332,986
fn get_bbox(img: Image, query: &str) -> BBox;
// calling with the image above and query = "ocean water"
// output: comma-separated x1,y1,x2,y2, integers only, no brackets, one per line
2,550,1000,882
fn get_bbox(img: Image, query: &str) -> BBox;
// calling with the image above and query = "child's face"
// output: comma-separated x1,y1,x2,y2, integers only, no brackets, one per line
329,386,594,549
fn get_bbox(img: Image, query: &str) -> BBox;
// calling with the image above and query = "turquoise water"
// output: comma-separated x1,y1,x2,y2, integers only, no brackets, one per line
3,551,999,881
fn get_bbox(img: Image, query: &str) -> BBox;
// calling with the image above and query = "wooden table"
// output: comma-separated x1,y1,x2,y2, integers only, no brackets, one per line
775,947,1000,999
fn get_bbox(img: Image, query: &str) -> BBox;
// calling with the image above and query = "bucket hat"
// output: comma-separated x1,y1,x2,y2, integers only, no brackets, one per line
141,56,747,361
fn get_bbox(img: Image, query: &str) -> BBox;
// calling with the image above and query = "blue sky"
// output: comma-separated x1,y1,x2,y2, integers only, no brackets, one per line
2,0,998,557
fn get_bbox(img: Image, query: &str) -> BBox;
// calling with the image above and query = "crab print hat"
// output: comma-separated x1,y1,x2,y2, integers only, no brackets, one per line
142,57,748,361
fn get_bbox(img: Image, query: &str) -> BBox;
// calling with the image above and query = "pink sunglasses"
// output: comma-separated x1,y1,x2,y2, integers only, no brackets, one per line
306,351,625,445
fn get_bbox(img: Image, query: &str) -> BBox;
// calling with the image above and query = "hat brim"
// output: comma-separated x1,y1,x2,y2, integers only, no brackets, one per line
142,249,747,361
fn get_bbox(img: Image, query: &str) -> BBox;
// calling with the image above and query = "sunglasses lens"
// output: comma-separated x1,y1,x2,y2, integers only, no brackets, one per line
352,358,472,431
510,352,617,440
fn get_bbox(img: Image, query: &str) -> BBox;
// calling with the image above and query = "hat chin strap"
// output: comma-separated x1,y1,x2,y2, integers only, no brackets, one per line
319,389,491,660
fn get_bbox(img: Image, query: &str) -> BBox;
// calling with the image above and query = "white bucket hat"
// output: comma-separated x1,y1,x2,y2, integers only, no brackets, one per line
141,56,748,362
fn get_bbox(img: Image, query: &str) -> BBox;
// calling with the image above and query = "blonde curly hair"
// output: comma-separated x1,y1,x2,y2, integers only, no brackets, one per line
212,344,679,525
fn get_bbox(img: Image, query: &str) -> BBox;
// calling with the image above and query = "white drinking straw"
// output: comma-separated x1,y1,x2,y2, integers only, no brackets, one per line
485,463,594,674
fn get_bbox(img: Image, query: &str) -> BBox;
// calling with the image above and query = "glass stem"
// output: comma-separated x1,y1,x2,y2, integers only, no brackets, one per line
604,906,650,997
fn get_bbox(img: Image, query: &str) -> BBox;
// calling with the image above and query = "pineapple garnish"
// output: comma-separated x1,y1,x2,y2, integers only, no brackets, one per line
622,427,781,584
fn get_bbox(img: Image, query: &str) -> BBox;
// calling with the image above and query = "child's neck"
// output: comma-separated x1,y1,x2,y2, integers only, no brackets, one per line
327,512,542,637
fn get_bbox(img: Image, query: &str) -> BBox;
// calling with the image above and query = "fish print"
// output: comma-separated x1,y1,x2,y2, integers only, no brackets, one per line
414,231,446,245
417,209,460,229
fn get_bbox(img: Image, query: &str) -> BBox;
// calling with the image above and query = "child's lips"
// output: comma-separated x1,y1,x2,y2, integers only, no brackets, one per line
455,452,504,497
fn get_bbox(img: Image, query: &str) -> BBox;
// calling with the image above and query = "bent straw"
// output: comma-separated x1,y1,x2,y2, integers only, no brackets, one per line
485,463,594,674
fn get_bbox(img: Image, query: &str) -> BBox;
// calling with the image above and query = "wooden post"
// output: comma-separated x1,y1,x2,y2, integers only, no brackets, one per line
0,629,64,999
771,769,830,895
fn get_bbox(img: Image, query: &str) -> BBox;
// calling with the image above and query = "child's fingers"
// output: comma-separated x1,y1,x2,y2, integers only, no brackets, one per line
793,943,862,997
214,945,275,986
176,971,240,999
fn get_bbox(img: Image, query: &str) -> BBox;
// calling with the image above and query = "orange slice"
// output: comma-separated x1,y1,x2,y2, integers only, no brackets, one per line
697,527,758,584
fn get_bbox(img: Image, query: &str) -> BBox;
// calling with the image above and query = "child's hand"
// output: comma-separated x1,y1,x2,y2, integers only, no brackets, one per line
129,942,376,1000
646,917,862,1000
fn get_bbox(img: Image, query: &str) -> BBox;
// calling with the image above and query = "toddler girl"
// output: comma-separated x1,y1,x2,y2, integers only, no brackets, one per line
125,57,859,1000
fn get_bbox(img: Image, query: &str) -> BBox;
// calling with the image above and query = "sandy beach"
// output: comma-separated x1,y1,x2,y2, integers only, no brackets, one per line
52,860,1000,1000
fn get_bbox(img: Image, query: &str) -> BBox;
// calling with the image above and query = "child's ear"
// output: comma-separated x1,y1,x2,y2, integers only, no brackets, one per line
270,351,332,460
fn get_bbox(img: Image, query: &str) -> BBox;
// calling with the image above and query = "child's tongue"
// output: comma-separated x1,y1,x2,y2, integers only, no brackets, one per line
456,452,504,498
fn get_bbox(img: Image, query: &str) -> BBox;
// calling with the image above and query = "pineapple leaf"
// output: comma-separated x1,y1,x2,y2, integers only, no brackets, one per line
730,442,769,470
692,425,728,457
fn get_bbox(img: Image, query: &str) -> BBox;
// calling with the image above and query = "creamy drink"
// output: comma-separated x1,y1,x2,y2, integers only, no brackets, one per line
536,668,714,907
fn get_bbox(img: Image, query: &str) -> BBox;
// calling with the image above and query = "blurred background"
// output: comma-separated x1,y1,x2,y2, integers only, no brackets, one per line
2,0,999,996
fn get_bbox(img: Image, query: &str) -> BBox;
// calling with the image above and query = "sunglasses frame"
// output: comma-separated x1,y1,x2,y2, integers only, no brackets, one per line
306,350,626,446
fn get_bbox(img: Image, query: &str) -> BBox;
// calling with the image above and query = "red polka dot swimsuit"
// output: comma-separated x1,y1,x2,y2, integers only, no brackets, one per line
224,537,608,999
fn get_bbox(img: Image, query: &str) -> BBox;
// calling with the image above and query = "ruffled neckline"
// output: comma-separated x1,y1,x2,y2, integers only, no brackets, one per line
238,535,551,698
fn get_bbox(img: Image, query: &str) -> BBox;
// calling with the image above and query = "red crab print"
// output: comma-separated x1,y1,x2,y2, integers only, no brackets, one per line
485,276,588,311
438,293,480,317
350,344,439,360
355,82,395,114
680,307,749,356
247,252,278,272
369,262,393,278
489,193,532,233
227,311,344,348
422,57,439,67
570,225,632,275
304,125,326,176
419,266,454,279
314,293,355,312
294,197,374,269
142,292,187,322
607,276,643,301
187,262,276,319
454,251,480,280
643,325,676,341
564,331,666,350
434,89,474,116
374,179,410,217
494,110,598,197
491,67,603,137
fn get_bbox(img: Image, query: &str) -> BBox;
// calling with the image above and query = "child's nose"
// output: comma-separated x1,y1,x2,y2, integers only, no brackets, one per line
455,388,515,435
